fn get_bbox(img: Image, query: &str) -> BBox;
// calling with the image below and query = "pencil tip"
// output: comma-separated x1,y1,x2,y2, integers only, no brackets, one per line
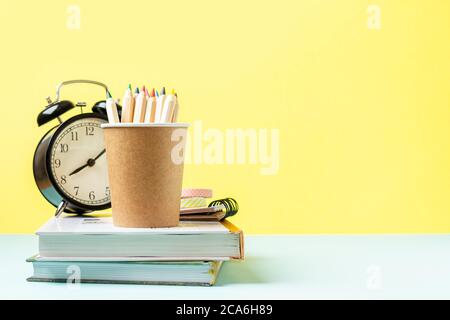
151,88,155,97
171,88,175,95
128,84,132,90
161,87,166,95
156,90,159,97
135,87,140,94
106,90,112,98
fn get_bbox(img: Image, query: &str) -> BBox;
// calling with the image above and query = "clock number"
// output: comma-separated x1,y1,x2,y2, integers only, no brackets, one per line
71,131,79,141
86,127,94,136
61,175,67,184
74,186,79,196
60,144,69,153
89,191,95,200
105,187,110,197
54,159,61,168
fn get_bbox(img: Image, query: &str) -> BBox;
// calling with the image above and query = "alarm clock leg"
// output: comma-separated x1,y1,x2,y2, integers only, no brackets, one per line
54,200,68,218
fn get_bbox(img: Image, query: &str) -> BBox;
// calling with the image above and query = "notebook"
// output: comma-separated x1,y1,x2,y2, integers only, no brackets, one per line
180,198,239,221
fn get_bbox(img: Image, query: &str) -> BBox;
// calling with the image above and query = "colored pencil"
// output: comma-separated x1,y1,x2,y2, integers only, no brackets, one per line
121,84,135,123
133,86,147,123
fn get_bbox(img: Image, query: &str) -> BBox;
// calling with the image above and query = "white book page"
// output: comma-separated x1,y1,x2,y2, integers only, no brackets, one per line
32,255,229,262
37,216,229,235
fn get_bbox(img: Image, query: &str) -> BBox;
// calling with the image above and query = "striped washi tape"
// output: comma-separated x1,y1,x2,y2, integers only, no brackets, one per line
180,197,208,208
181,188,213,199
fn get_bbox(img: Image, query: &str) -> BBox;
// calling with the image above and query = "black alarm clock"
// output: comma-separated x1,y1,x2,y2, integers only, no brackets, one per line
33,80,121,217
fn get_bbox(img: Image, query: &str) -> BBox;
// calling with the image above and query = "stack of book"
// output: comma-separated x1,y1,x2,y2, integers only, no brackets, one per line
27,216,243,286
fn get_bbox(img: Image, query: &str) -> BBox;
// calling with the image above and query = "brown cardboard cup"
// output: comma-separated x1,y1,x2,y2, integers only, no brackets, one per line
101,123,189,228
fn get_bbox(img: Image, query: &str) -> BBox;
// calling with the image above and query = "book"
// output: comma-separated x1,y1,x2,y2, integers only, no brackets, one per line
36,216,244,260
27,255,222,286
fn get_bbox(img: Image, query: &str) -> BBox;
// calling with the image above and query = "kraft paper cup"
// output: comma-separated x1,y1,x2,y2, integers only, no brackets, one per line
101,123,189,228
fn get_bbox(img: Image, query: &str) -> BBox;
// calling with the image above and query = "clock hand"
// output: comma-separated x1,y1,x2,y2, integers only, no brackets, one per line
93,149,106,161
69,163,90,176
68,149,106,176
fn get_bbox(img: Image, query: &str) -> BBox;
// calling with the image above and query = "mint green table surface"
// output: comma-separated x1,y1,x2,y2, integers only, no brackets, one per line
1,234,450,299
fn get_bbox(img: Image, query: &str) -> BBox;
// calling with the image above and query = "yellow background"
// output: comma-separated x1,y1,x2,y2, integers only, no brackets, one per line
0,0,449,234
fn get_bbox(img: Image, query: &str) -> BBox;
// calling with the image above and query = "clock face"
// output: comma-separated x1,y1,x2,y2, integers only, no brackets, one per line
49,115,110,208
